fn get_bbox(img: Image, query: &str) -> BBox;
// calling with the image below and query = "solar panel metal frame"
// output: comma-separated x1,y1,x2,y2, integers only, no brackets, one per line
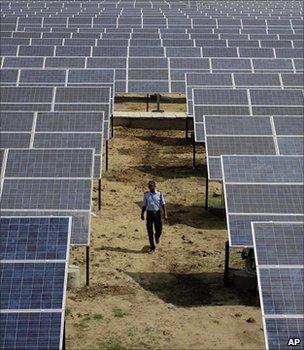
0,149,94,246
0,215,72,350
221,155,304,247
203,115,304,180
0,111,104,178
251,221,304,350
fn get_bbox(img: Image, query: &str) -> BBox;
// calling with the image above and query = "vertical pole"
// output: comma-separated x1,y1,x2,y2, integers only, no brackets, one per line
111,114,114,138
62,321,66,350
86,246,90,287
192,133,196,169
105,140,109,172
224,241,230,287
146,93,149,112
157,93,160,111
205,173,209,211
98,178,101,211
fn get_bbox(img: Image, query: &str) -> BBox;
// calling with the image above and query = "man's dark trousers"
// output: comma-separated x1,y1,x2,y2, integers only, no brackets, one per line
146,210,162,250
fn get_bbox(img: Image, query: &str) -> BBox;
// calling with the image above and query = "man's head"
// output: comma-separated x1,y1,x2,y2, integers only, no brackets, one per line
148,180,156,192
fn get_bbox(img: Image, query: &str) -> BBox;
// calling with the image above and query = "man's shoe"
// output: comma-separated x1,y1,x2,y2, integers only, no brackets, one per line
147,248,155,254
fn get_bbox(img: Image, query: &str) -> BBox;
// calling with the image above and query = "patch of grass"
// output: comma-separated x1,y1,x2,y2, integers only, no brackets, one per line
65,308,71,317
93,313,103,320
75,321,90,331
98,337,125,350
207,195,224,208
112,307,127,318
82,315,91,321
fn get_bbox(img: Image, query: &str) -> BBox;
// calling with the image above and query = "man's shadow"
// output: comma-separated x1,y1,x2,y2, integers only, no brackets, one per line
94,245,150,254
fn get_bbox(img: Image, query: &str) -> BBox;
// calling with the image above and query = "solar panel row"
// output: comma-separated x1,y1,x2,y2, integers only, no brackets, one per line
0,216,72,350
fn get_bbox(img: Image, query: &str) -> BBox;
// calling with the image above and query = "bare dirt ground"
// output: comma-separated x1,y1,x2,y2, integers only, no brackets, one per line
66,127,265,350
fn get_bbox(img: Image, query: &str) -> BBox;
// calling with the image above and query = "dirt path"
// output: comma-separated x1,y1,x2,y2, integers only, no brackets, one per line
67,127,264,350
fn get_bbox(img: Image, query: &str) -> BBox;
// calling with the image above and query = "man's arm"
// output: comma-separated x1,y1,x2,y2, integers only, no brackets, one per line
141,205,146,220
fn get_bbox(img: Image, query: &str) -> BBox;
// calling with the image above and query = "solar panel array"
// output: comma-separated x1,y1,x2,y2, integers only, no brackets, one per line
0,111,104,178
221,155,304,247
252,222,304,350
1,0,303,349
0,216,71,350
0,148,94,245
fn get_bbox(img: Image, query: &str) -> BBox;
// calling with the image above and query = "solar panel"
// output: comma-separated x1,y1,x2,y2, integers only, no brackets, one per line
277,137,304,155
0,312,64,350
264,318,304,350
0,216,71,350
252,222,304,350
0,216,71,260
221,155,304,247
1,148,94,245
193,88,304,143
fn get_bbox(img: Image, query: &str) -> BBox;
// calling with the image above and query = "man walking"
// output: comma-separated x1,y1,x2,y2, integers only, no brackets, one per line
141,180,168,254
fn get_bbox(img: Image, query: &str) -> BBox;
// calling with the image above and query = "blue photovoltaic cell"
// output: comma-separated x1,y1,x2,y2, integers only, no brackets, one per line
252,222,304,266
0,312,63,350
277,137,304,155
0,217,70,260
229,215,304,247
265,318,304,350
0,179,91,210
222,156,304,183
0,112,34,132
258,268,304,315
225,184,304,214
5,149,94,179
0,262,66,309
1,211,90,246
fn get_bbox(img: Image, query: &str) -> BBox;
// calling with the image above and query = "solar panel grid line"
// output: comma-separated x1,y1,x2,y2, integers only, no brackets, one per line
29,112,38,148
269,115,280,155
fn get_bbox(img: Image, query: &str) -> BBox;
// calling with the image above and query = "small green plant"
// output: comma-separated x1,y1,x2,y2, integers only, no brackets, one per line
98,337,125,350
75,321,90,331
93,313,103,320
65,308,71,317
82,315,91,321
112,307,127,318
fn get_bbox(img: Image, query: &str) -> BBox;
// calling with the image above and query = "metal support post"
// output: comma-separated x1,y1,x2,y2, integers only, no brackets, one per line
146,93,149,112
152,93,164,112
86,246,90,287
192,133,196,169
105,140,109,172
205,173,209,211
185,116,189,140
62,321,66,350
111,114,114,138
224,240,230,287
98,178,101,211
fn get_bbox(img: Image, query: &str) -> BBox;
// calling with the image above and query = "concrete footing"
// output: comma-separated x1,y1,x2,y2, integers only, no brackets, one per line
113,112,192,130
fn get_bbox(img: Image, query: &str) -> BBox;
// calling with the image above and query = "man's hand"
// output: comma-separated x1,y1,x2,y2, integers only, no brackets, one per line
141,213,145,221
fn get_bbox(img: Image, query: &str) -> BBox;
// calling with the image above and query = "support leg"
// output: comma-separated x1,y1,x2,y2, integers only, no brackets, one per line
105,140,109,172
224,240,230,287
146,93,149,112
98,178,101,211
192,133,196,169
205,173,209,211
62,321,66,350
111,114,114,138
86,246,90,287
